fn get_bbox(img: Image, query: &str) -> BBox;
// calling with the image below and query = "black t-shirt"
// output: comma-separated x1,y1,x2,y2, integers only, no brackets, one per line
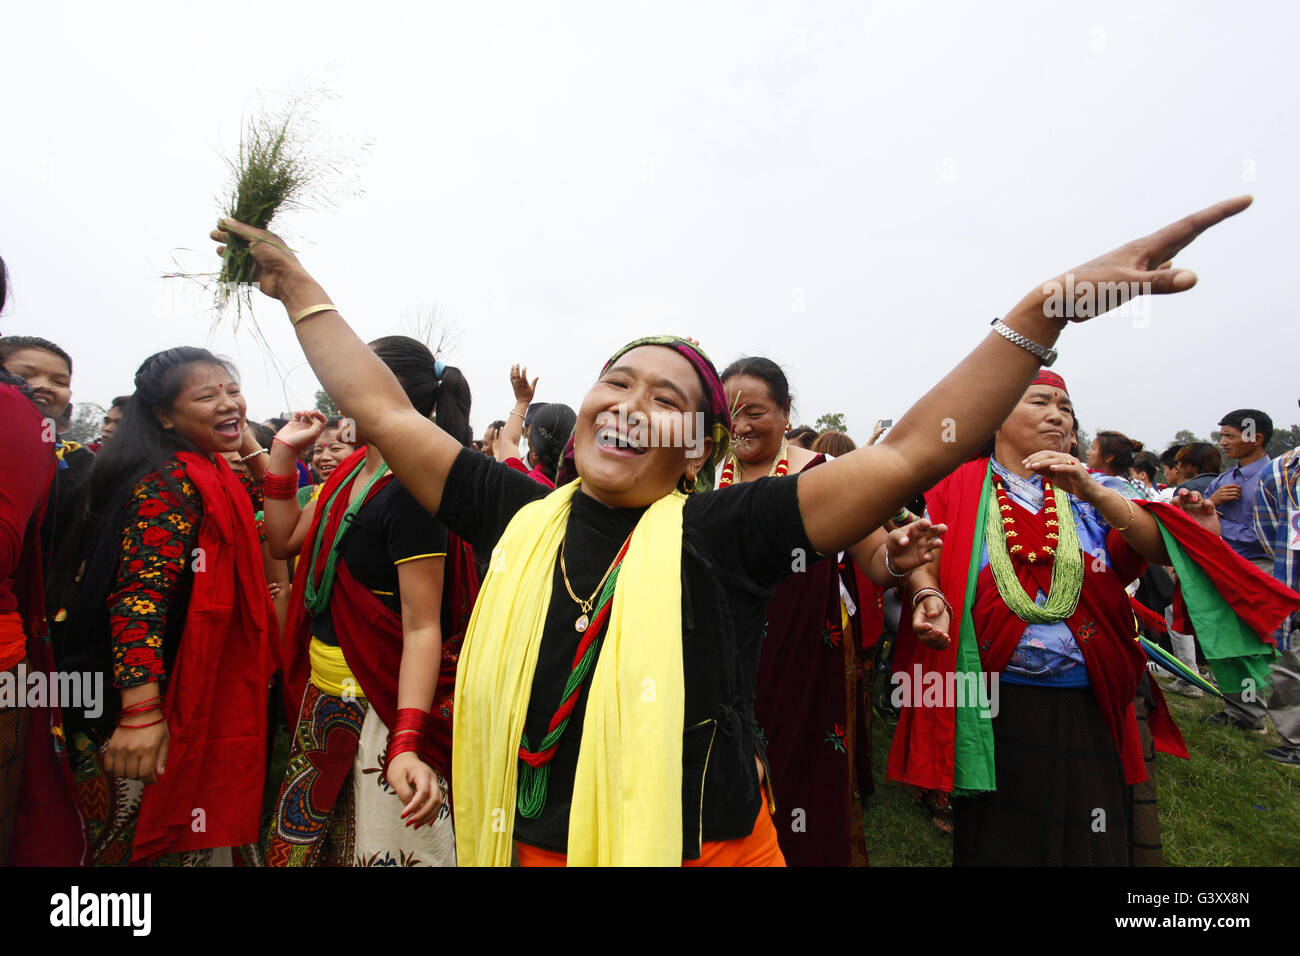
312,478,448,646
437,448,818,853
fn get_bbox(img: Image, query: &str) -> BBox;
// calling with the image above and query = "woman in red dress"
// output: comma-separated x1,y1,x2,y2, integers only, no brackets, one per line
58,347,277,865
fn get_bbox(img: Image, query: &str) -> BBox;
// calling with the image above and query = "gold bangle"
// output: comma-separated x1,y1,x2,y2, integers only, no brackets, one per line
290,303,337,326
1110,491,1136,532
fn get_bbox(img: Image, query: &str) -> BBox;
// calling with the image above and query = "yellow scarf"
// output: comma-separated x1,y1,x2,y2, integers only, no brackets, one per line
452,479,685,866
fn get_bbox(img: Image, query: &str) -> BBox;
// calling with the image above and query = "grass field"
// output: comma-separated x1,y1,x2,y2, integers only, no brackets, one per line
864,676,1300,866
264,676,1300,866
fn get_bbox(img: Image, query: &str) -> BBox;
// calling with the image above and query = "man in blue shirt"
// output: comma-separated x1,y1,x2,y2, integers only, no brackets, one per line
1254,437,1300,765
1207,409,1273,568
1201,409,1274,731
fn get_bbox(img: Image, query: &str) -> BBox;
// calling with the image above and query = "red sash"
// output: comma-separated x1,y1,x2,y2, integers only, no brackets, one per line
132,452,278,859
1135,499,1299,644
282,449,478,781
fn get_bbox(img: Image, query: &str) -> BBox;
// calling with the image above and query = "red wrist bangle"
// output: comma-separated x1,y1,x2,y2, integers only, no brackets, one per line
118,697,162,718
384,709,433,775
118,716,166,729
262,471,299,500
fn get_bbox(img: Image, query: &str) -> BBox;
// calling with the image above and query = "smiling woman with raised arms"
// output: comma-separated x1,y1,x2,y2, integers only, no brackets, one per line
212,195,1251,866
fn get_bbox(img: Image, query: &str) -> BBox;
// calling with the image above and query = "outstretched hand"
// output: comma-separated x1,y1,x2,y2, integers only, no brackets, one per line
509,364,538,405
913,596,951,650
1173,488,1222,536
1041,195,1253,321
886,517,947,573
275,410,329,452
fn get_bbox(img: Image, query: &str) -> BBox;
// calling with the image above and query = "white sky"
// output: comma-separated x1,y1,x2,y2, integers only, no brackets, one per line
2,1,1296,451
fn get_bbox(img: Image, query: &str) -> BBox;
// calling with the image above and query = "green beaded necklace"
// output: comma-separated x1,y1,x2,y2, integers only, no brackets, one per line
983,475,1084,623
302,457,391,616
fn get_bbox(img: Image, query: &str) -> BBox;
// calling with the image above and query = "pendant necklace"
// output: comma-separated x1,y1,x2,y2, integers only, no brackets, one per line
560,533,630,632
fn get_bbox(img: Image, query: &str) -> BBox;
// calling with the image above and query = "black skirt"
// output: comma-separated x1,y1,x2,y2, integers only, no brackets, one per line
952,683,1132,866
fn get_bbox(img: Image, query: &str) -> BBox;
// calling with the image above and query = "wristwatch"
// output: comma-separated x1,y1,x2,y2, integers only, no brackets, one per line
990,317,1058,368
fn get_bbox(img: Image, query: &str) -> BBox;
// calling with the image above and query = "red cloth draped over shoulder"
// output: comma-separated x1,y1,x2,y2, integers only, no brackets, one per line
505,457,556,489
1135,499,1299,643
281,449,479,782
132,452,278,859
2,384,88,865
888,458,1155,793
0,384,54,646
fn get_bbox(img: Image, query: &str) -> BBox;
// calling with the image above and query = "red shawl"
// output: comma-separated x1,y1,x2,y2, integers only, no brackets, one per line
4,385,87,865
132,452,278,859
282,449,479,781
1134,499,1298,645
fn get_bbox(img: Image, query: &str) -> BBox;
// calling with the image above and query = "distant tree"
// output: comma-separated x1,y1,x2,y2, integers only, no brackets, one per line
1268,423,1300,457
314,389,338,418
402,303,460,361
62,402,103,445
1172,428,1206,445
815,412,847,434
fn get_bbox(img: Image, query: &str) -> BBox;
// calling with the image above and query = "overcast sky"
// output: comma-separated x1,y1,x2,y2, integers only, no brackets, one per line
2,1,1295,452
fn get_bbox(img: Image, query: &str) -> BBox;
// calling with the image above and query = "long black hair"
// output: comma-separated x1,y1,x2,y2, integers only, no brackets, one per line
53,347,238,726
528,402,577,482
368,335,473,448
88,347,238,519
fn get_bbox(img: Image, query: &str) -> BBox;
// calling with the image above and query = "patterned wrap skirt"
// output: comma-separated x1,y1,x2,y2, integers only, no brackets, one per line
265,682,455,867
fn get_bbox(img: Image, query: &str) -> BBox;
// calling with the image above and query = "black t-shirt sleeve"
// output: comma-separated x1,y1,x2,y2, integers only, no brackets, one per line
684,474,817,588
436,447,549,553
379,484,449,564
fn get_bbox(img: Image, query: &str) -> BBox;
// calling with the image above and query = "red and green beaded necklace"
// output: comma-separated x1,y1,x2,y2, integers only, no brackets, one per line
517,531,634,819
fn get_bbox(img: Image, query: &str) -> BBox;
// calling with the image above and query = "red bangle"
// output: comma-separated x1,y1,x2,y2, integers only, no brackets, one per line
118,716,166,729
262,471,299,500
384,708,433,774
118,697,162,718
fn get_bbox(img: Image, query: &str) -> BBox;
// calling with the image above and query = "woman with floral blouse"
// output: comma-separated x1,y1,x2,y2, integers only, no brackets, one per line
57,346,277,865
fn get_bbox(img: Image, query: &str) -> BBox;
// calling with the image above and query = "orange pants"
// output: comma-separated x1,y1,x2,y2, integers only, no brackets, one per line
515,793,786,867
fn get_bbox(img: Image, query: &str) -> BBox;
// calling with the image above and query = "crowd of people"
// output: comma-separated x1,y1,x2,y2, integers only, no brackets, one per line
3,193,1298,868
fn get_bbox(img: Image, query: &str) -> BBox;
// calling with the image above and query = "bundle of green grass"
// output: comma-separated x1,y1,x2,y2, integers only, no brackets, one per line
218,109,309,310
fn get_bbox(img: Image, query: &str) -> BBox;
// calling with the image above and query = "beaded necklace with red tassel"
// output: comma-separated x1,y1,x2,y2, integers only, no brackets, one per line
718,436,790,488
993,475,1060,565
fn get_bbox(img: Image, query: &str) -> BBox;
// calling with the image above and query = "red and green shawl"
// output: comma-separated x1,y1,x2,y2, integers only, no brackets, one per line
887,458,1299,796
282,448,479,781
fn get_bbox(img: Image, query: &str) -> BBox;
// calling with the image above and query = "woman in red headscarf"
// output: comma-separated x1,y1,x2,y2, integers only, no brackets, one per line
889,370,1297,865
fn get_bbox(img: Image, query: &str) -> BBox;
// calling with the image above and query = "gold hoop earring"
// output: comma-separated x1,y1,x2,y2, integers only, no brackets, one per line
680,474,697,493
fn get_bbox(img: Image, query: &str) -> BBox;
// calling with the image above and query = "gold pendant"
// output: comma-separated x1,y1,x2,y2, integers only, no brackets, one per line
575,614,589,633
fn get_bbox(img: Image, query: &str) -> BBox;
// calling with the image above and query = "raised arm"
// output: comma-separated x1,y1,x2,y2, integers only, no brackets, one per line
211,220,462,515
494,364,537,464
796,196,1253,554
263,412,327,560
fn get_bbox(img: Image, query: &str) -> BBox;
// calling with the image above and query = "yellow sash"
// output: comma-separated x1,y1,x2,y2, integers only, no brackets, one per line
308,636,366,700
452,479,685,866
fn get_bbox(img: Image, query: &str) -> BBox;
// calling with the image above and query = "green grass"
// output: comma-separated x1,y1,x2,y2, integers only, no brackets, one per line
864,677,1300,866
